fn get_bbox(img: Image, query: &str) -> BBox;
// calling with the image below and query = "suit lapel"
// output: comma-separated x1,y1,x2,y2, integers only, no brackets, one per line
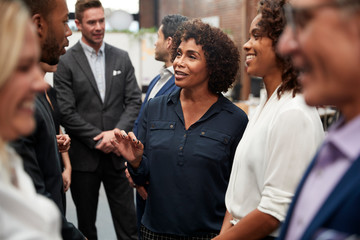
104,44,115,104
155,75,175,97
301,155,360,239
144,74,161,103
72,42,102,101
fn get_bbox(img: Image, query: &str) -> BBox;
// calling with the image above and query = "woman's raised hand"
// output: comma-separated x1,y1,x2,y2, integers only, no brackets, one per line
111,129,144,168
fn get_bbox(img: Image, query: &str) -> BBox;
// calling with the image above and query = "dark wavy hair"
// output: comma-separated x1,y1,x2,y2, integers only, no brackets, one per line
161,14,188,39
171,19,240,94
257,0,301,98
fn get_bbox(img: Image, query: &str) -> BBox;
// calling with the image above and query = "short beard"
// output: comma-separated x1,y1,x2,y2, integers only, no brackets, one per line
41,30,61,65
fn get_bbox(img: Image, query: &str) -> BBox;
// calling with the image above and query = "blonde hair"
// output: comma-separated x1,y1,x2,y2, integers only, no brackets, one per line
0,0,30,90
0,0,30,165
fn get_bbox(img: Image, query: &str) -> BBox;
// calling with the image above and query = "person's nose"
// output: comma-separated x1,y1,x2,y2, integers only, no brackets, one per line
174,55,185,68
95,21,103,31
243,38,251,52
277,26,298,57
65,23,72,37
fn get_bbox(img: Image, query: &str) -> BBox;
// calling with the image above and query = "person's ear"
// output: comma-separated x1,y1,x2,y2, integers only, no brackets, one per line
166,37,173,50
32,14,45,39
75,19,82,30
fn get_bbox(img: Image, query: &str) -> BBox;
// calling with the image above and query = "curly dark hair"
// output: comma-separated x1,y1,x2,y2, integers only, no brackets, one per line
171,19,240,94
257,0,301,98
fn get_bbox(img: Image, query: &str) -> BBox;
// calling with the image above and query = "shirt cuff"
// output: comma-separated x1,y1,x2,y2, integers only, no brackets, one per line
258,186,293,221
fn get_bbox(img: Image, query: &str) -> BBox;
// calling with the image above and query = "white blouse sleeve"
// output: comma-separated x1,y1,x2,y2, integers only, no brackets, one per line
258,108,323,221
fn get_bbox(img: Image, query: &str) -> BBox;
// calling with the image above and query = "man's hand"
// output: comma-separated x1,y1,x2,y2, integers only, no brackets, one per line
93,130,117,153
62,167,71,192
57,134,71,152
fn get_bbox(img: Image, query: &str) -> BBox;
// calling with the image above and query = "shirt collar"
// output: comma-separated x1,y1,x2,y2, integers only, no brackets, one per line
326,114,360,161
80,39,105,56
160,65,174,78
167,65,174,74
167,89,235,113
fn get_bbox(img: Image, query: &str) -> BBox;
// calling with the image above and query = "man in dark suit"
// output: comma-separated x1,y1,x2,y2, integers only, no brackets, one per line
54,0,141,239
131,14,187,235
11,0,85,239
277,0,360,239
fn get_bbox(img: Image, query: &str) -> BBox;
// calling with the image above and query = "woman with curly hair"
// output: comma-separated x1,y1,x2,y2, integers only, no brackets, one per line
111,19,248,239
214,0,324,239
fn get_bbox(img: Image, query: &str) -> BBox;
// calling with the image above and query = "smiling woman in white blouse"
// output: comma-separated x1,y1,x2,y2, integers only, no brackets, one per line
0,0,62,239
214,0,324,239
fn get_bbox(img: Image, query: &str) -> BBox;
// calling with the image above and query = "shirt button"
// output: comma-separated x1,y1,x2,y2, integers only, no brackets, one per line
184,134,187,138
170,124,174,129
179,146,183,151
201,131,205,135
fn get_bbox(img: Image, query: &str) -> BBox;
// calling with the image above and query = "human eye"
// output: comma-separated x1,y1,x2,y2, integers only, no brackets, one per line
294,9,313,30
254,34,261,40
250,29,262,40
253,31,262,40
189,54,197,59
176,50,182,57
17,63,32,73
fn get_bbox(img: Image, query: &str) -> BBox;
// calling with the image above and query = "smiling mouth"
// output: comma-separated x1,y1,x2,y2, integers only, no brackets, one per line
245,54,256,67
20,99,35,114
246,55,256,61
175,70,188,80
175,70,188,76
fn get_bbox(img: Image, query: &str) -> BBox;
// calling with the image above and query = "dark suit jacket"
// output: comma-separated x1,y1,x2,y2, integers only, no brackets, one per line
278,153,360,240
54,42,142,171
133,74,178,135
11,94,84,240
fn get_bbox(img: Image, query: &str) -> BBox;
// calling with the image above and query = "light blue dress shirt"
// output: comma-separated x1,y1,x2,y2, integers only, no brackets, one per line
80,39,106,102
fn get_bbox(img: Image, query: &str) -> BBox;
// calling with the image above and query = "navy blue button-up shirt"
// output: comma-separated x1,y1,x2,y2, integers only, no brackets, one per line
129,89,248,236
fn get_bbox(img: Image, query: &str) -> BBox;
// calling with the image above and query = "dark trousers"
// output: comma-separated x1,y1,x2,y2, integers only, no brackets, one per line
71,155,137,240
140,225,218,240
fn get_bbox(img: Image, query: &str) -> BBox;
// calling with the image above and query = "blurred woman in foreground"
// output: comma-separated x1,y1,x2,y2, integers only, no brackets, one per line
0,0,61,238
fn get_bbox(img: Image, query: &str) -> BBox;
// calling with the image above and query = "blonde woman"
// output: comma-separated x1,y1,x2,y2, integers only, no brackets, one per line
0,0,61,238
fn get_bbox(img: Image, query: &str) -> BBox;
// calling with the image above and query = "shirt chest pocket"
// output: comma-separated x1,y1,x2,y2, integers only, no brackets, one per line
194,129,231,161
149,121,176,149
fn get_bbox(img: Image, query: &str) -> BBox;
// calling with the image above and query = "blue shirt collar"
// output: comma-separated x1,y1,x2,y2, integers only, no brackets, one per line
166,89,236,113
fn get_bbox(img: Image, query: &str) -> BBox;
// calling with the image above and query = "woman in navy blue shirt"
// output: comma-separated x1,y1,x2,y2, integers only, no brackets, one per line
112,19,248,239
